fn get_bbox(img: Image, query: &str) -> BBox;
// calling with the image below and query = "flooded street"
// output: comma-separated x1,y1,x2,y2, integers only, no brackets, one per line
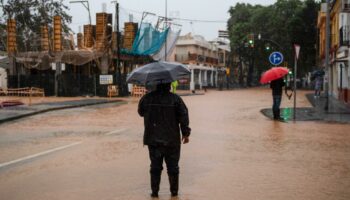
0,88,349,200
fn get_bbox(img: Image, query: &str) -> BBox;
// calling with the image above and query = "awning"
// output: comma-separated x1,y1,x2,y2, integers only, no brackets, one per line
15,50,105,67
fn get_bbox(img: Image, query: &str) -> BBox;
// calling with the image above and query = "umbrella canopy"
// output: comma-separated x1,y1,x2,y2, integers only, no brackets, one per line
126,61,190,84
311,69,325,77
260,67,289,84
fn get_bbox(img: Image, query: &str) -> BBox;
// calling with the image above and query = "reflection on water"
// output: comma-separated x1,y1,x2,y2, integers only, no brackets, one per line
265,121,285,151
282,107,293,121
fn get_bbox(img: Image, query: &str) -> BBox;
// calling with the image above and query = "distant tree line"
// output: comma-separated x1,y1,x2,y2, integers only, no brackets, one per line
0,0,72,52
0,23,5,51
228,0,319,86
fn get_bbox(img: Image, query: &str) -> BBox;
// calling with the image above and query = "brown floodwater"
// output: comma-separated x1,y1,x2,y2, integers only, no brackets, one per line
0,88,349,200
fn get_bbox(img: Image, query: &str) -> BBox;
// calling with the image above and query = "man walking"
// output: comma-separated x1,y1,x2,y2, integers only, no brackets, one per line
138,82,191,198
270,77,285,120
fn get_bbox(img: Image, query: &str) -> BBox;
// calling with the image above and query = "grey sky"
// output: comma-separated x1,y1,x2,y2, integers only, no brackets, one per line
0,0,276,40
67,0,276,40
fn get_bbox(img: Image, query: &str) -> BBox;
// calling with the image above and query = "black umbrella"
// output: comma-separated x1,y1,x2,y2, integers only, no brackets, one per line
311,69,325,80
126,61,190,84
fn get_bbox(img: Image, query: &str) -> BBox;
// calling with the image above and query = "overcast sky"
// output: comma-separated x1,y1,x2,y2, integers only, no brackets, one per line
66,0,276,40
0,0,276,40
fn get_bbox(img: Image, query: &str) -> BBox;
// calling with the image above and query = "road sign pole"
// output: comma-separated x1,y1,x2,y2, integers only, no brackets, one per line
293,44,300,121
293,56,297,120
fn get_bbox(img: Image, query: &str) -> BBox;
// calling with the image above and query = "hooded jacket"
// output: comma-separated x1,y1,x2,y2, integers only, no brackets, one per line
138,83,191,146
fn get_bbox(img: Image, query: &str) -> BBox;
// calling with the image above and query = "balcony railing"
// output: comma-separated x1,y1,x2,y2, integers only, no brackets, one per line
339,26,350,46
175,53,218,65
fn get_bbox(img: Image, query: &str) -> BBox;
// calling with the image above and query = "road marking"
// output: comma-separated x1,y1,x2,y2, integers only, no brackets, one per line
105,128,128,136
0,141,82,169
0,128,128,169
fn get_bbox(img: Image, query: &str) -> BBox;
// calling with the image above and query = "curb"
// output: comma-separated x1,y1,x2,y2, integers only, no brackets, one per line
0,100,125,125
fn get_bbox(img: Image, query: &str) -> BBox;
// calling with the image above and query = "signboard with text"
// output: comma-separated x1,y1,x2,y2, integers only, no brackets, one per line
99,75,113,85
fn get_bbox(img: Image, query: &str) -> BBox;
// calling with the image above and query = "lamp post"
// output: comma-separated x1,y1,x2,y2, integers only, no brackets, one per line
257,33,283,51
69,0,91,25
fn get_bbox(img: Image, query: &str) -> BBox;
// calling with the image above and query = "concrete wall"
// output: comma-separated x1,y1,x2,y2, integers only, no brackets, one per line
0,67,7,89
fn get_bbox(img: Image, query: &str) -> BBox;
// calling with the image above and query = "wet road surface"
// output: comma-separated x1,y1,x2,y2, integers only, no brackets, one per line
0,88,349,200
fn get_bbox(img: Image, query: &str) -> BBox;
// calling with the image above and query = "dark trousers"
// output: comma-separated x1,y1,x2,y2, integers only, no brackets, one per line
272,95,282,118
148,144,180,176
148,144,180,195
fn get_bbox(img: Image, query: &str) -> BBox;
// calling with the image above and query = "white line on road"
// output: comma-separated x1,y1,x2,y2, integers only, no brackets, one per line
0,141,82,169
105,128,128,136
0,128,128,169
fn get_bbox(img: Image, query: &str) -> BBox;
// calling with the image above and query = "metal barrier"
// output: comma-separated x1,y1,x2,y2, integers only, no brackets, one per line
0,87,45,97
132,86,147,98
0,87,45,106
107,85,118,98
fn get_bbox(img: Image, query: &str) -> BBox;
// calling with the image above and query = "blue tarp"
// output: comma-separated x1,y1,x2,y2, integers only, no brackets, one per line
122,23,169,56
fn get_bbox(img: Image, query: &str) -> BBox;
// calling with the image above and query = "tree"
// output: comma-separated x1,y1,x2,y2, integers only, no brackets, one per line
228,3,256,86
293,0,319,76
227,0,320,86
0,0,72,52
0,23,5,51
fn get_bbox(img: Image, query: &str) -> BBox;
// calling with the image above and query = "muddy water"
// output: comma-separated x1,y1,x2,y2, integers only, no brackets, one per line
181,89,350,200
0,88,349,200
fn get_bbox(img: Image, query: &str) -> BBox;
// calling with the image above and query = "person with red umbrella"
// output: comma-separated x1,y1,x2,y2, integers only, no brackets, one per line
260,67,289,121
270,77,285,120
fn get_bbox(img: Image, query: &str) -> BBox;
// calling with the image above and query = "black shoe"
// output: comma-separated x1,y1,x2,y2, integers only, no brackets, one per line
171,192,178,197
274,117,285,122
150,192,159,198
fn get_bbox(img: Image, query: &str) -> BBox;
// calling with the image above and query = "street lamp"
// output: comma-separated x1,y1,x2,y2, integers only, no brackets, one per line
69,0,91,25
257,33,283,51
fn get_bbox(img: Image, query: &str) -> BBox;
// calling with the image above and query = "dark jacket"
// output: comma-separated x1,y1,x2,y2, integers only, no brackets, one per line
138,85,191,146
270,78,285,96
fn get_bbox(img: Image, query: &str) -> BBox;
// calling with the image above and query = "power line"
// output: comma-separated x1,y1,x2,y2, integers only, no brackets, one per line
120,6,227,24
171,17,226,23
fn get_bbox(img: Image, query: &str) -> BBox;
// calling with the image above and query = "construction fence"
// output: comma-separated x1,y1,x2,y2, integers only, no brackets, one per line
7,74,116,97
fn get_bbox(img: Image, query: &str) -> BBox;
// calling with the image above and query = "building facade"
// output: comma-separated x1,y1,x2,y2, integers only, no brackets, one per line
318,0,350,105
169,33,229,91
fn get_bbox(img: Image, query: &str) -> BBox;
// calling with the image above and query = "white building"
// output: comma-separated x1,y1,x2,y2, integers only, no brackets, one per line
169,33,230,91
0,56,8,90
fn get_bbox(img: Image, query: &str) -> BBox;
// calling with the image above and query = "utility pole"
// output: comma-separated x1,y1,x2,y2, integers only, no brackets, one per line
324,0,330,111
112,0,122,96
165,0,167,61
293,44,300,121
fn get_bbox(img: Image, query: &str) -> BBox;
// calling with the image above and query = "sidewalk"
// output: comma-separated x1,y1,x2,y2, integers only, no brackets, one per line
0,98,124,125
0,89,206,125
306,93,350,123
261,93,350,123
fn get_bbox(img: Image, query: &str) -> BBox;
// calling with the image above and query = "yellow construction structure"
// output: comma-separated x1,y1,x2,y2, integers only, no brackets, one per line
53,16,62,52
6,19,17,54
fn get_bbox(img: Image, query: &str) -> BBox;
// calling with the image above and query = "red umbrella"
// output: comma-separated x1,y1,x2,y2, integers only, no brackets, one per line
260,67,289,84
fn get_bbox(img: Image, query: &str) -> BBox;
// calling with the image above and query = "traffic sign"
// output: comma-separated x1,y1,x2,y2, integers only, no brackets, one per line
294,44,300,60
269,51,284,66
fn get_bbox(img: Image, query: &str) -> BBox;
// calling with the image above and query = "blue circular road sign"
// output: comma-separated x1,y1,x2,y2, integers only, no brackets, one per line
269,51,284,66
